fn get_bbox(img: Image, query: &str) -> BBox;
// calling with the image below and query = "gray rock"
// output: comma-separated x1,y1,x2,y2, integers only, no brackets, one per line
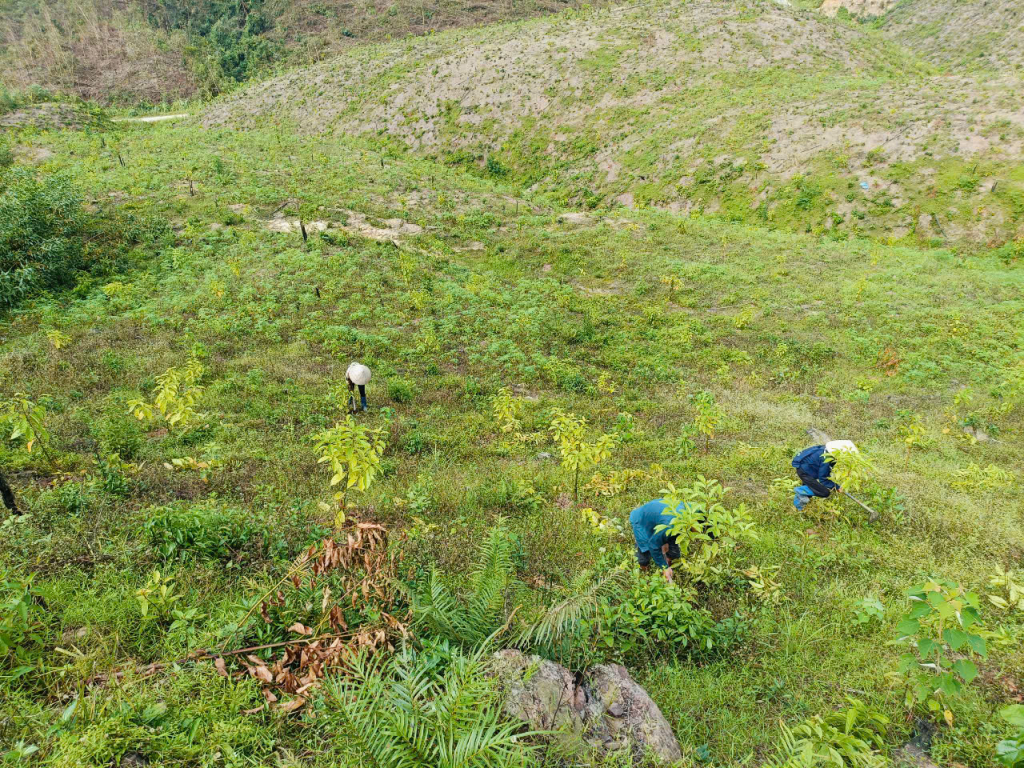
490,650,681,764
963,425,990,442
535,452,553,460
893,744,940,768
589,664,683,764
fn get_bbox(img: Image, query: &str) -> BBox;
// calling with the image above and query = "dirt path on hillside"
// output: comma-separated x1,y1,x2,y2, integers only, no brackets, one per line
111,113,190,123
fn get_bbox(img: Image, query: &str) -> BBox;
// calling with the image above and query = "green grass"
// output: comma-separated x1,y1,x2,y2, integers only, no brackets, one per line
0,114,1022,766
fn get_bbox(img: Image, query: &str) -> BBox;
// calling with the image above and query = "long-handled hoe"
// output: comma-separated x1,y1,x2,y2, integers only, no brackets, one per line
838,489,880,523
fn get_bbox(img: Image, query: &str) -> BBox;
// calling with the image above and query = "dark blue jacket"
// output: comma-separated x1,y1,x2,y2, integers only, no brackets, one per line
629,498,687,568
792,445,838,489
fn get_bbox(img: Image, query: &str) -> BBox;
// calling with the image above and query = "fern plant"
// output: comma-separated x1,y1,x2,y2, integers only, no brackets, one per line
410,518,518,646
516,566,625,664
771,698,888,768
324,644,538,768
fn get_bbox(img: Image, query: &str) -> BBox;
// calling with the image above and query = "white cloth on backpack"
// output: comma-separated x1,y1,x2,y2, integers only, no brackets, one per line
825,440,857,454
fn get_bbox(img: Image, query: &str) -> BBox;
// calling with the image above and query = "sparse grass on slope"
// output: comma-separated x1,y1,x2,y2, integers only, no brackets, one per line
203,0,1024,248
0,117,1022,766
880,0,1024,74
0,0,617,105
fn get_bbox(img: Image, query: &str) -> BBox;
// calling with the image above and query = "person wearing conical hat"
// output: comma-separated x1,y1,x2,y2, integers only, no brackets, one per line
346,362,372,413
791,440,858,510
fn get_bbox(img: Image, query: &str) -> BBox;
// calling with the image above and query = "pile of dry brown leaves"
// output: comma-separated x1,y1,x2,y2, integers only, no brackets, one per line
214,521,408,713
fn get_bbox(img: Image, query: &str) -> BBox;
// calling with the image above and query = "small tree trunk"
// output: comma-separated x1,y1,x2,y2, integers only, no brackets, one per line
0,468,20,515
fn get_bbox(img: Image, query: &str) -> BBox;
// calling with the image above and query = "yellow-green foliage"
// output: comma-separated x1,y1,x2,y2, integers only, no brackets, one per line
548,408,617,500
660,476,756,585
491,387,522,435
314,415,387,494
128,357,205,430
0,394,49,455
826,448,875,494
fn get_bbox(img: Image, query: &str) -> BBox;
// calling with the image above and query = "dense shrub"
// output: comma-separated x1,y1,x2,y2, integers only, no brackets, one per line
144,502,287,566
0,166,87,311
582,567,745,662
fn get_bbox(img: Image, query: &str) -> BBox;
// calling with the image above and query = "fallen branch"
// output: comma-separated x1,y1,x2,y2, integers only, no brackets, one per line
86,632,357,686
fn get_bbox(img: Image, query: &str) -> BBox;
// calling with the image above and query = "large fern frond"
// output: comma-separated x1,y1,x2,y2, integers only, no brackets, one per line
324,645,540,768
516,565,625,651
410,517,518,646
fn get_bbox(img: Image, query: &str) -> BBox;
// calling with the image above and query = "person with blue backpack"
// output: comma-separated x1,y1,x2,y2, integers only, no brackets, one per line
791,440,858,510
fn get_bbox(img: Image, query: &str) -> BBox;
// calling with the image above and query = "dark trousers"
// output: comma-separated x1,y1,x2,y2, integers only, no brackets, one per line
797,470,834,498
636,538,681,567
348,382,367,411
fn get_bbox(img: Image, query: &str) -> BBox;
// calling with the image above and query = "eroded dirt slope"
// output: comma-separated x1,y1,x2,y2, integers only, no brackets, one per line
203,0,1024,246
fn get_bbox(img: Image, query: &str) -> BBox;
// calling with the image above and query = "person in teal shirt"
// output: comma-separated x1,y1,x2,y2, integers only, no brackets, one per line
629,498,685,583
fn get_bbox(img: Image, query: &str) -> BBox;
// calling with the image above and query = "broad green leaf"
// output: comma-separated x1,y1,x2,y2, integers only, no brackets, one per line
943,627,968,651
937,672,960,697
917,637,936,658
896,618,920,637
961,606,980,629
908,602,932,620
995,739,1024,767
952,659,978,684
999,705,1024,728
966,633,987,657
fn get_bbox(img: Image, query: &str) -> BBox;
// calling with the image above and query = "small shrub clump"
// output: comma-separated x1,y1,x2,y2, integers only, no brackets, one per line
0,166,88,310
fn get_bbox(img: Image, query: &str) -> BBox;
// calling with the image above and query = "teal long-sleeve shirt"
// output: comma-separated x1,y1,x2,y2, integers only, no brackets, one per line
629,498,685,568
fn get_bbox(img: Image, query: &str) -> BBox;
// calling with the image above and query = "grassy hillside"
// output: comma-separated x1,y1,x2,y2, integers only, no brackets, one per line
0,0,612,104
879,0,1024,74
0,0,196,104
202,0,1024,248
1,107,1023,765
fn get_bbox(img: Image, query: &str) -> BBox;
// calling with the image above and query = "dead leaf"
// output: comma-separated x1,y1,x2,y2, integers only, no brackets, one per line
277,697,306,713
214,657,228,677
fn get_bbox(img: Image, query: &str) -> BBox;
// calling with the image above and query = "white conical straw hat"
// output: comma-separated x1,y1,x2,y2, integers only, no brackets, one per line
346,362,372,386
825,440,858,453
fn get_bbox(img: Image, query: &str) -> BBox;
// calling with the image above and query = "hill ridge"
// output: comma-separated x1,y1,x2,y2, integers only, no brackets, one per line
203,0,1024,247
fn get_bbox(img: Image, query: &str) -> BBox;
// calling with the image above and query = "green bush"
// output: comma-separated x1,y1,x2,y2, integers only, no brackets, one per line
0,573,46,677
144,502,286,566
93,409,145,460
0,166,88,311
387,378,416,403
582,567,744,661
